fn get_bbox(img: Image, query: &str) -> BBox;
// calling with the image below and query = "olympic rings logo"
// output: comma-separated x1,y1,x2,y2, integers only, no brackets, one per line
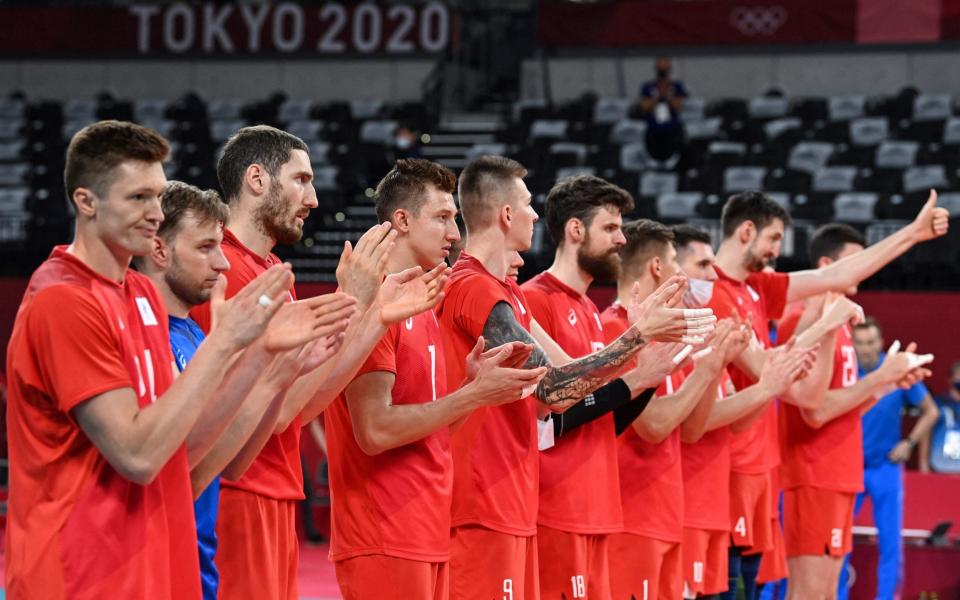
730,6,788,36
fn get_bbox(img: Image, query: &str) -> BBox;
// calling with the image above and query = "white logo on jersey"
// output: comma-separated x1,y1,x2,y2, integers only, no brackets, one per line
746,285,760,302
117,317,125,331
404,317,414,331
567,309,578,326
593,312,603,331
513,293,527,315
135,297,158,326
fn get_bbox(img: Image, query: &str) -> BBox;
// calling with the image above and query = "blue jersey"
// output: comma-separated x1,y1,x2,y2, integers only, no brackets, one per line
169,316,220,600
859,352,929,469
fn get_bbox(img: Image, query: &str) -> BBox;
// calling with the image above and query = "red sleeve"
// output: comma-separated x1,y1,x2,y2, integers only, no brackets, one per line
448,274,513,339
776,308,803,346
749,270,790,321
27,286,132,413
355,324,399,377
522,285,555,338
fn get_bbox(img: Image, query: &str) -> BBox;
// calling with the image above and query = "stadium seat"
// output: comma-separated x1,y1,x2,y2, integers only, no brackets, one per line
749,97,789,120
656,192,703,219
609,119,647,144
849,117,889,146
640,172,679,199
834,192,879,222
681,97,707,122
788,142,834,174
593,98,631,125
903,165,947,193
724,166,767,193
875,141,919,169
813,166,857,192
913,94,952,122
828,95,866,121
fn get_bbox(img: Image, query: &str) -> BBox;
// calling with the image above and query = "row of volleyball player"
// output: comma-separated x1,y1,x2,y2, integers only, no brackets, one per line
4,119,948,600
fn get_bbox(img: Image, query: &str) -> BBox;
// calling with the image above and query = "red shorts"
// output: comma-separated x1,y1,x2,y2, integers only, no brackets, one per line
729,471,773,554
215,488,299,600
335,554,448,600
537,525,610,600
783,487,855,558
756,518,788,583
449,526,539,600
609,533,682,600
681,528,729,596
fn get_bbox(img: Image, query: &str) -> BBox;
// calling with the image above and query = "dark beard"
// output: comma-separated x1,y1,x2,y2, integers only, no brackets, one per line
254,181,302,245
577,247,621,282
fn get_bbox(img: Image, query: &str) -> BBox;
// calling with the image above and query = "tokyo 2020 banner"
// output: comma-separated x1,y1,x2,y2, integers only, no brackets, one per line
0,1,452,57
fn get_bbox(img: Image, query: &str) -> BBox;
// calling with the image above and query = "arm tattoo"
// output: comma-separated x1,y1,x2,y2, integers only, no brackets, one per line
481,302,552,369
481,301,647,405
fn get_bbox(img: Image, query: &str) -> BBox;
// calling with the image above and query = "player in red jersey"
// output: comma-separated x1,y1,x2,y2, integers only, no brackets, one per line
668,225,820,599
708,191,948,600
523,176,693,599
777,224,932,600
190,126,448,599
602,220,780,600
135,181,356,598
5,121,296,600
437,156,715,600
327,159,546,600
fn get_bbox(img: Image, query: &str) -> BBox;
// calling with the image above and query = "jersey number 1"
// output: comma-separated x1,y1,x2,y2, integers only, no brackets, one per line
427,344,437,401
132,350,157,404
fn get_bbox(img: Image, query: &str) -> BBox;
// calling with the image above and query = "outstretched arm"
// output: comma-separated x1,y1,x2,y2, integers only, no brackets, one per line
787,191,950,303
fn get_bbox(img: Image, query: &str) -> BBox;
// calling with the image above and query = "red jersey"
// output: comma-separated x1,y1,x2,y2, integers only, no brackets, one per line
436,252,539,536
326,310,452,562
707,267,789,475
600,305,684,542
778,309,864,493
522,272,622,535
681,370,734,531
5,247,200,599
191,228,303,501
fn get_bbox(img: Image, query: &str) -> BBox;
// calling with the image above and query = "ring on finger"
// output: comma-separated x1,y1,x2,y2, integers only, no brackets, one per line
258,294,273,308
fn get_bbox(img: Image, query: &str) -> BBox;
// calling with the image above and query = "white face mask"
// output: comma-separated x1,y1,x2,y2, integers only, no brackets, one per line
684,278,714,308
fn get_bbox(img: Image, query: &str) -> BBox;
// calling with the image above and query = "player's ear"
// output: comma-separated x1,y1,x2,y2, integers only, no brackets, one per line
738,220,755,244
392,207,412,233
500,202,513,227
151,235,171,267
72,187,97,218
648,256,661,281
565,218,585,245
244,163,267,197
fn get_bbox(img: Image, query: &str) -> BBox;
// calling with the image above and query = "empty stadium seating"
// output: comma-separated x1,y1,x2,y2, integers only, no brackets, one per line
0,88,957,286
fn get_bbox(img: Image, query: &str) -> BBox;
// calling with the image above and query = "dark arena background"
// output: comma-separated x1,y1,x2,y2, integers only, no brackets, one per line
1,1,959,599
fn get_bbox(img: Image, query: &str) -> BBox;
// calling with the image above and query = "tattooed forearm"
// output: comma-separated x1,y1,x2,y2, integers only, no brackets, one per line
481,302,647,405
534,326,646,405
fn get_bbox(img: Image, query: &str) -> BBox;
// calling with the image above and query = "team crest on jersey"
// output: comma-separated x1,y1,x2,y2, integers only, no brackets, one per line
135,297,158,326
567,309,577,326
